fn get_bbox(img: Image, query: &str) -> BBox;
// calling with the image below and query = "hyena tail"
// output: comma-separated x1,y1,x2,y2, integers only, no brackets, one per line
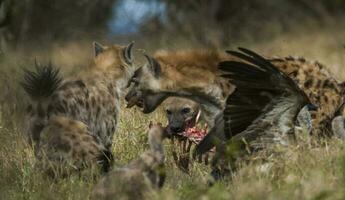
21,62,62,101
21,62,62,148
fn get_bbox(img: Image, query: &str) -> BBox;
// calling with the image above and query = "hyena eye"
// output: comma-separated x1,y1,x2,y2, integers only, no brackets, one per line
181,107,191,114
166,109,172,115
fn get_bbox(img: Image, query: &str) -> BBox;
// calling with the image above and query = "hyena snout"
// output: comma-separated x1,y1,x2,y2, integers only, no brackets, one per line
125,89,137,102
168,123,184,134
167,118,186,134
125,89,143,108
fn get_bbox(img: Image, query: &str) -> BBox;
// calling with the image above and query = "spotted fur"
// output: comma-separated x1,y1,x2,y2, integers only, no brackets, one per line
23,42,135,175
269,57,344,137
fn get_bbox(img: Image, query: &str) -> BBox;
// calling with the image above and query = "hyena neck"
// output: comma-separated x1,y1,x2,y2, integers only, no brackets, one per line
148,133,165,164
131,141,164,171
96,66,133,97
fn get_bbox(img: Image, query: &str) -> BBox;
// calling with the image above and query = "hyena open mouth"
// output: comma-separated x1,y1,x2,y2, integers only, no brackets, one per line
166,110,215,173
125,90,167,113
169,110,209,145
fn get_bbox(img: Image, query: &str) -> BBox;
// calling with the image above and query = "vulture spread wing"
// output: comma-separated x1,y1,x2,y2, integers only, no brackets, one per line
196,48,312,154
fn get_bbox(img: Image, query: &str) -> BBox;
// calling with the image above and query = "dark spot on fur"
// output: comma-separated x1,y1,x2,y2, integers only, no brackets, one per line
75,80,86,88
324,96,329,103
68,119,77,126
323,80,335,89
298,57,306,62
289,70,298,77
70,134,76,140
83,136,91,142
332,99,338,105
286,56,294,61
304,79,313,88
316,80,322,88
291,64,299,69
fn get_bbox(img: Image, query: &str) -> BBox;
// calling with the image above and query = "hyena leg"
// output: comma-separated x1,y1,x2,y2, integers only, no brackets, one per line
25,114,47,155
37,116,113,177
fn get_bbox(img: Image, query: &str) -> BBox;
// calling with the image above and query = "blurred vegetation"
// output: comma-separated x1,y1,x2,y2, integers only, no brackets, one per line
0,0,345,49
0,0,116,49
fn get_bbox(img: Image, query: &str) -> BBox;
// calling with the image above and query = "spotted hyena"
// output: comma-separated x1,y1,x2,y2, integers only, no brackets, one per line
22,42,135,175
125,48,344,155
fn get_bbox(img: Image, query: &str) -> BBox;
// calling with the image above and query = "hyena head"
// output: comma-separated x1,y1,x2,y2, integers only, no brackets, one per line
125,54,235,115
125,55,169,113
92,41,135,76
163,97,201,134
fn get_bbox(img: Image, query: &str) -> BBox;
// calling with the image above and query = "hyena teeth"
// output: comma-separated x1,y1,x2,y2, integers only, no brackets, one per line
195,109,201,124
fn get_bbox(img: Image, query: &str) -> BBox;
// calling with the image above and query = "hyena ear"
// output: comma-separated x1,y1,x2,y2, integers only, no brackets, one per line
144,54,161,78
123,42,134,64
93,41,106,57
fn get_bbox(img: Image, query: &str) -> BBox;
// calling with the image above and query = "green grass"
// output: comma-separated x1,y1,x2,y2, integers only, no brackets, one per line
1,24,345,199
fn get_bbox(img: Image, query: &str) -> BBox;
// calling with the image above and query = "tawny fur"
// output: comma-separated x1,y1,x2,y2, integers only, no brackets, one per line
24,42,135,175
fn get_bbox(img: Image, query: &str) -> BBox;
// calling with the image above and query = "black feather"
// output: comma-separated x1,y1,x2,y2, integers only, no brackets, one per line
196,47,311,154
21,62,62,100
222,47,310,136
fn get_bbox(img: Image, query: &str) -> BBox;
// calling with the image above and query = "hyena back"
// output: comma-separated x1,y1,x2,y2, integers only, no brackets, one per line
22,42,135,174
